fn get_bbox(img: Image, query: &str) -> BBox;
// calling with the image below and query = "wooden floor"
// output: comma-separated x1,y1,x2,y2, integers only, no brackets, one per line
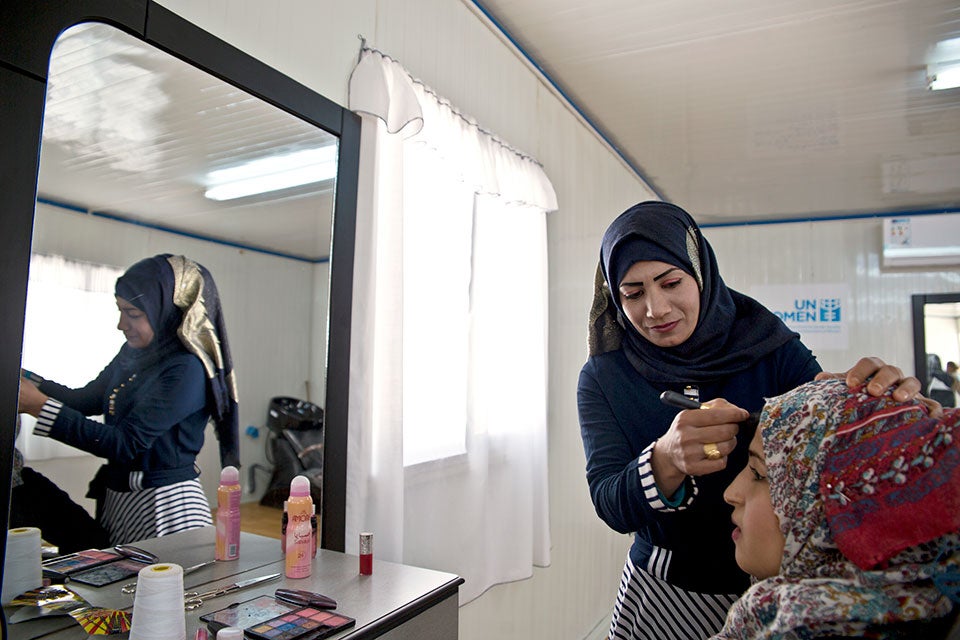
213,502,283,539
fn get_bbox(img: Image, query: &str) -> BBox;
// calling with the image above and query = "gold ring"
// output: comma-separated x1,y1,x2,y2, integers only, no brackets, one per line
703,443,722,461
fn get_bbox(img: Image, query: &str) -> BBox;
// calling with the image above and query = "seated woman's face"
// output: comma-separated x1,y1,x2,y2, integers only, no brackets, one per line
617,260,700,348
723,428,785,579
116,295,155,349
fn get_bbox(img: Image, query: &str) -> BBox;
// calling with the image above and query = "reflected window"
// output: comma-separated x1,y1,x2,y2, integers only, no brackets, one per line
19,254,123,460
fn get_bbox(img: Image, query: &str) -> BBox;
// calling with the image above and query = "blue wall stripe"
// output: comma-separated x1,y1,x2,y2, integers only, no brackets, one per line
36,196,328,264
699,206,960,229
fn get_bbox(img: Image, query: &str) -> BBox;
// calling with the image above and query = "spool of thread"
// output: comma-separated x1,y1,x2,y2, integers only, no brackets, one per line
1,527,42,604
129,563,185,640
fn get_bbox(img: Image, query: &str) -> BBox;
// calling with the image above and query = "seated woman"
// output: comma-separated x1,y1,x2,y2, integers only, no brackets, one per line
717,378,959,639
18,254,239,545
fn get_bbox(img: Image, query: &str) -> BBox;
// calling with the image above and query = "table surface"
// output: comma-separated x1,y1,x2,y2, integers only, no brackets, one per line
4,527,462,639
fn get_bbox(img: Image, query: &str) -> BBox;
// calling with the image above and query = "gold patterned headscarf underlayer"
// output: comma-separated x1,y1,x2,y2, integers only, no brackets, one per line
168,255,238,404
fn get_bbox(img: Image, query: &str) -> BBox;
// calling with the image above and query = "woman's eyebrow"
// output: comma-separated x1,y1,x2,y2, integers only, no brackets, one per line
620,267,682,289
748,448,764,462
653,267,681,282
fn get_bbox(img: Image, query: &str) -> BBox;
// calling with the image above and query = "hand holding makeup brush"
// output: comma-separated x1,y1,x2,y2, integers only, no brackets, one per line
649,396,749,497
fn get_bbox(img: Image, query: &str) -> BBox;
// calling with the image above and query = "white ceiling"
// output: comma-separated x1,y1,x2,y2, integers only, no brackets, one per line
36,4,960,259
38,23,337,262
477,0,960,224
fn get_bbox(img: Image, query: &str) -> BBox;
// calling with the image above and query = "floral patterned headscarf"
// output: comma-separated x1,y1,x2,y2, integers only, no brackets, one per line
714,379,960,639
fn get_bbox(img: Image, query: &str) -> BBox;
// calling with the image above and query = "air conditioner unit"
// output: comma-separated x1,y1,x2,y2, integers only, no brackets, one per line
882,214,960,268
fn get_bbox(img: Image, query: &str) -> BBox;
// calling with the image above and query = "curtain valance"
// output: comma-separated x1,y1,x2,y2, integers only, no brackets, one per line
349,48,558,212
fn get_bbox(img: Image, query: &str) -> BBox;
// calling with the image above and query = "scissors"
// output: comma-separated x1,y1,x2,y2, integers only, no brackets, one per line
120,559,218,595
184,572,281,611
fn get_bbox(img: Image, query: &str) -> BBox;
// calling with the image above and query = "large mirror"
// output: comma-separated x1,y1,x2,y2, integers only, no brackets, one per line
0,0,359,571
912,293,960,408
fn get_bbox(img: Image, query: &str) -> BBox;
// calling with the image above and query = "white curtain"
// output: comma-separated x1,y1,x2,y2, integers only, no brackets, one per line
347,48,555,603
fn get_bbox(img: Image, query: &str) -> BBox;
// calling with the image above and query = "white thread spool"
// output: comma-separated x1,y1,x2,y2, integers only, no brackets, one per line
129,563,185,640
1,527,42,604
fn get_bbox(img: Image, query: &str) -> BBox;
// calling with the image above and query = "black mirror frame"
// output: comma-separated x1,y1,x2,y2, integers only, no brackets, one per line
0,0,358,592
911,292,960,394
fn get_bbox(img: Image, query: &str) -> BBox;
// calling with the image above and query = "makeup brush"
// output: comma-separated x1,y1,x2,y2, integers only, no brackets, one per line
658,390,760,440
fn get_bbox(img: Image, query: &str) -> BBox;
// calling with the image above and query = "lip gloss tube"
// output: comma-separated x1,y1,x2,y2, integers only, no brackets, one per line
359,532,373,575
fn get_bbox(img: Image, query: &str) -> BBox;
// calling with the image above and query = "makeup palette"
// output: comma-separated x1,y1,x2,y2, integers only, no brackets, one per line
200,596,298,633
68,558,150,587
246,607,355,640
42,549,122,578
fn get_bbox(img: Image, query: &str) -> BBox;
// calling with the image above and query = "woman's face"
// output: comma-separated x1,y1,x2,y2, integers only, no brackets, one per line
723,428,785,579
617,260,700,348
116,296,155,349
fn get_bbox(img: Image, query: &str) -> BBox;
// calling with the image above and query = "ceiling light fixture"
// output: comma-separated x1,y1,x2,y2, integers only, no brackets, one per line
927,37,960,91
204,146,338,201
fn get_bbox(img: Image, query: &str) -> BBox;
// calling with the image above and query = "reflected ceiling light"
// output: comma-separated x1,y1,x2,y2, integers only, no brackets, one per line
927,37,960,91
204,146,337,200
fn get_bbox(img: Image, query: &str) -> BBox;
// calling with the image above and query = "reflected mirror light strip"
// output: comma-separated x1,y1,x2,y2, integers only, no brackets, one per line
204,146,338,201
928,37,960,91
929,63,960,91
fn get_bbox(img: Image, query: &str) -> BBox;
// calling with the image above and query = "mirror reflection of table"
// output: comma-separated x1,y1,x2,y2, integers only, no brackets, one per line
4,527,463,639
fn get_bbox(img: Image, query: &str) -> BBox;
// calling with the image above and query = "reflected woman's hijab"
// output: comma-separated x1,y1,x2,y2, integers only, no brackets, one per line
114,254,240,468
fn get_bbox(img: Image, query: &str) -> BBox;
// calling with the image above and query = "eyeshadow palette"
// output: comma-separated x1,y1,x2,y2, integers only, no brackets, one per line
67,558,150,587
42,549,122,577
200,596,298,633
245,607,355,640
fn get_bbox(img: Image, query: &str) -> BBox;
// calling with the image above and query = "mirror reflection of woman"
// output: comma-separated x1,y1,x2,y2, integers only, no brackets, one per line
18,254,239,546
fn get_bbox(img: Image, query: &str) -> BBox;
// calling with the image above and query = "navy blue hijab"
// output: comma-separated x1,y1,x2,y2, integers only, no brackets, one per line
114,255,186,373
595,201,797,384
115,254,240,468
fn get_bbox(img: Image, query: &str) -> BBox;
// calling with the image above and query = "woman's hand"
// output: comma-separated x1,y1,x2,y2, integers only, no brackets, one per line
18,377,49,417
815,356,941,417
651,398,748,496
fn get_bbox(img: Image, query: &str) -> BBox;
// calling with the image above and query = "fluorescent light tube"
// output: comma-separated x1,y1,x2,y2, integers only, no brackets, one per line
204,146,337,201
929,62,960,90
928,37,960,91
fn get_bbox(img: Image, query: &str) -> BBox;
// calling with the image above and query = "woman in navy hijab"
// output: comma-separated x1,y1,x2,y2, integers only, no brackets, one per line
578,201,925,640
19,254,239,545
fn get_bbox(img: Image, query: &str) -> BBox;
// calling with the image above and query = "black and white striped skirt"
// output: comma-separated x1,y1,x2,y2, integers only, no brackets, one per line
100,478,212,545
608,552,738,640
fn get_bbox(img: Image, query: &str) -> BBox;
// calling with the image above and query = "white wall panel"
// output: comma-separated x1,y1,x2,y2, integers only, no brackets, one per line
707,217,960,375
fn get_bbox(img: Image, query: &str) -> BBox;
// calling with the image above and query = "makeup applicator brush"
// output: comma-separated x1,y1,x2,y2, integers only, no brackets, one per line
659,390,760,441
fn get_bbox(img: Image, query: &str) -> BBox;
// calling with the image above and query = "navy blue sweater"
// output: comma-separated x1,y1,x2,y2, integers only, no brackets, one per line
36,351,209,491
577,337,820,594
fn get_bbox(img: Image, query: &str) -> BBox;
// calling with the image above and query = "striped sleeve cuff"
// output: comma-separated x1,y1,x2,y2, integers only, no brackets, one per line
637,441,698,512
32,398,63,437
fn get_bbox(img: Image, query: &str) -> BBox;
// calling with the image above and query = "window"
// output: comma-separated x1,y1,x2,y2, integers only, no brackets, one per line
18,254,124,460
